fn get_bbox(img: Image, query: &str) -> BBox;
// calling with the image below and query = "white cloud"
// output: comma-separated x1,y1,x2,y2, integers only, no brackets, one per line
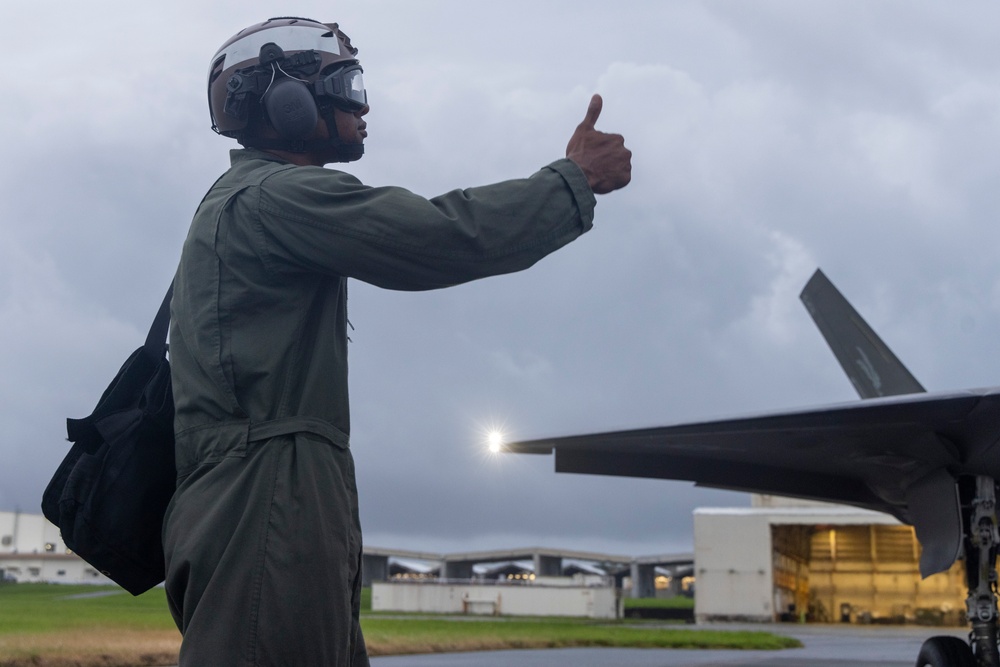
736,231,817,346
848,112,956,220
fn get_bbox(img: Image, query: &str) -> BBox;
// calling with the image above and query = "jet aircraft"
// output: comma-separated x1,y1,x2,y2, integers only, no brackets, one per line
505,269,1000,667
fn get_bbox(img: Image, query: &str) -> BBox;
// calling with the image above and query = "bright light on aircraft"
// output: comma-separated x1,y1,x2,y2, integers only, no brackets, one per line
475,418,511,461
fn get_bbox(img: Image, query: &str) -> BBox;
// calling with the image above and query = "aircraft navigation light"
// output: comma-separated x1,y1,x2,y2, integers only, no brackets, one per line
487,430,504,453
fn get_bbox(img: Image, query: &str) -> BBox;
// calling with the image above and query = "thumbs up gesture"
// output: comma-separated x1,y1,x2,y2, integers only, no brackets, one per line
565,94,632,194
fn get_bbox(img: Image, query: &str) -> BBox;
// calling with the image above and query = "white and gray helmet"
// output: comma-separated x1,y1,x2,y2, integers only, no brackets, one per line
208,17,366,145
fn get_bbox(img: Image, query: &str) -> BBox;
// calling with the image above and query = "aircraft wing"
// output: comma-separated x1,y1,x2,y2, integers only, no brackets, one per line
505,268,1000,576
507,387,1000,576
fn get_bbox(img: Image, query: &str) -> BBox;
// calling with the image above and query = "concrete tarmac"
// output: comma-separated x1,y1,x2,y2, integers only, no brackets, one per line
369,623,968,667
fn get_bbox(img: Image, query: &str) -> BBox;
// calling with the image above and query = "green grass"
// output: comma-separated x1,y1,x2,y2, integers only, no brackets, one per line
362,617,800,653
0,583,801,664
0,584,176,633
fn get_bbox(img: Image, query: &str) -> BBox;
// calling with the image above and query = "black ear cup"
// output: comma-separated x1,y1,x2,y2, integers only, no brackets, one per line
263,78,319,140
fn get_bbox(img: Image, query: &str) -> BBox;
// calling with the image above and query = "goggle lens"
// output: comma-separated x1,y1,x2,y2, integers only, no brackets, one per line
345,69,366,105
317,64,367,111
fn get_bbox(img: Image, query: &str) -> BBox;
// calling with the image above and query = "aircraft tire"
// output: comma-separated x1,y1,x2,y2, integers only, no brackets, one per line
915,636,975,667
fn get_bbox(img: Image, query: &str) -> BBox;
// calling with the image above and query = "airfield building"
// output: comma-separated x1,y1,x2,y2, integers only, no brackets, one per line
4,501,965,627
694,495,966,625
0,510,113,585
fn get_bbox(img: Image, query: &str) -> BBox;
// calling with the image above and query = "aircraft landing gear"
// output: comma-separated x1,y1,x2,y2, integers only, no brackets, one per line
916,636,975,667
917,476,1000,667
964,476,1000,667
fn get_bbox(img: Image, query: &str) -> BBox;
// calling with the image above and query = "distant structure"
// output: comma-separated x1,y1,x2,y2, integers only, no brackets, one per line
694,495,966,624
1,511,691,604
372,574,622,619
13,499,949,627
0,510,112,585
364,545,693,599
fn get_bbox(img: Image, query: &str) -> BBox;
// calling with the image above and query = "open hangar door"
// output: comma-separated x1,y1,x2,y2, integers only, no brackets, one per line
771,524,966,625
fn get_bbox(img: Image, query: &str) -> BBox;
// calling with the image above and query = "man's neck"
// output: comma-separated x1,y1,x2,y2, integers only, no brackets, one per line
261,149,326,167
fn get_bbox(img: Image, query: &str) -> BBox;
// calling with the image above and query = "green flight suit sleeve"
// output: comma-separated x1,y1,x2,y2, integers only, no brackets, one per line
248,158,596,290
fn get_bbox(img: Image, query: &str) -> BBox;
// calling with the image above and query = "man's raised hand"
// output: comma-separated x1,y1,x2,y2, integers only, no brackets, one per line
565,94,632,195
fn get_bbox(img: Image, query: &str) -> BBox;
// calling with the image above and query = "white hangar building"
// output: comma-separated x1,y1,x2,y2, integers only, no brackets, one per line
694,495,966,625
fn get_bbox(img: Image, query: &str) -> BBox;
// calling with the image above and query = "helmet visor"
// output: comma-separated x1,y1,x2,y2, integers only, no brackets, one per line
316,64,367,111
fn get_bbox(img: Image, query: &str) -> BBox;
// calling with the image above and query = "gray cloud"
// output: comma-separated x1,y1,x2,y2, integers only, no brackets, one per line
4,0,1000,556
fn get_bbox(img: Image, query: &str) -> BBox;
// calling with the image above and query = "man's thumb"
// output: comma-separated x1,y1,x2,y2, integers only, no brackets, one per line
580,94,603,130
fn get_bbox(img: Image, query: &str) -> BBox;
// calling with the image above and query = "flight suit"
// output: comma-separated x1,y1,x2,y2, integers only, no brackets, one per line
163,148,596,665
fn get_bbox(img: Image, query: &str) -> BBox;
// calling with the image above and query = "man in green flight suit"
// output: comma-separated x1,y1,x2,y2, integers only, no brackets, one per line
163,16,631,667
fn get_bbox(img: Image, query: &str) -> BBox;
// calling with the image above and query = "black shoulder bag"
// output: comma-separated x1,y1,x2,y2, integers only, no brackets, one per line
41,284,176,595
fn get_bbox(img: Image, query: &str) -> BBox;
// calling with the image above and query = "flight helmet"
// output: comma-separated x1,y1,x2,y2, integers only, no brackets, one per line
208,17,367,160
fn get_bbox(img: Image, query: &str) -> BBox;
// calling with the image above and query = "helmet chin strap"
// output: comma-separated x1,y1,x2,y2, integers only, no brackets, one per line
241,106,364,162
333,143,365,163
319,105,364,163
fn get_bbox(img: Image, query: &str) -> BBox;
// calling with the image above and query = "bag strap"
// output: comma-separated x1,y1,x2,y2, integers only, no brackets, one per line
143,281,174,360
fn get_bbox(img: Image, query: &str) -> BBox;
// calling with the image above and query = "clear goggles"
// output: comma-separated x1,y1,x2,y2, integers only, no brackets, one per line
314,63,367,112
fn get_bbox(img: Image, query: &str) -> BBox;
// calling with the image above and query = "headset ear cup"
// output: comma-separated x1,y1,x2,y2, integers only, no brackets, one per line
262,78,319,140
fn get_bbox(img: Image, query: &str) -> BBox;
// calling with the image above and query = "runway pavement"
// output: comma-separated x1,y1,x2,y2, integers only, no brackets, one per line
369,623,968,667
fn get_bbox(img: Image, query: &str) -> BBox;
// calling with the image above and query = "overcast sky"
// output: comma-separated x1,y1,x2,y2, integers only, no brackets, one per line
5,1,1000,558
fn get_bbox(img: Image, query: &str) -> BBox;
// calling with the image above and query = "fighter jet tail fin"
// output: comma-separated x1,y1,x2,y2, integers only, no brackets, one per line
800,269,925,398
